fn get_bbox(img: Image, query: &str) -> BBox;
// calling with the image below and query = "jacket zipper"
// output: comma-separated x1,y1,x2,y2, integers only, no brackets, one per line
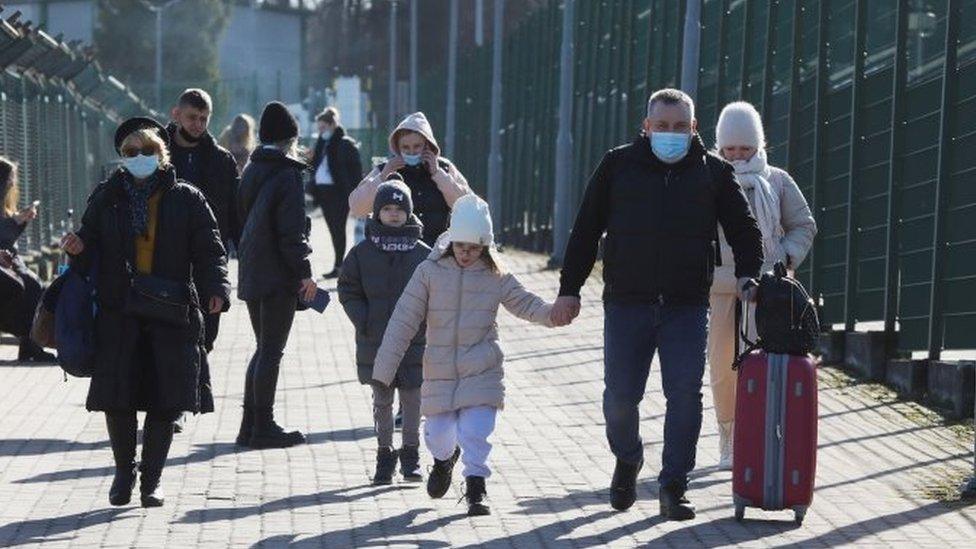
657,171,673,304
452,266,464,411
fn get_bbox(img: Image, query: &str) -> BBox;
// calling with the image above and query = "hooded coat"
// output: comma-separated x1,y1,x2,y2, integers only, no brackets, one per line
348,112,470,246
372,234,553,416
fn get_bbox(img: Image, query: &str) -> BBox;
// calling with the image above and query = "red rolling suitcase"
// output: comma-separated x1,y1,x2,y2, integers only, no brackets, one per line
732,351,817,524
731,296,818,524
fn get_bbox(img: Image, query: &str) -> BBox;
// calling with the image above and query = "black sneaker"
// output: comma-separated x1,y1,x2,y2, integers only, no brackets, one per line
399,445,423,482
463,476,490,516
609,458,642,511
427,447,460,499
372,447,399,485
659,482,696,521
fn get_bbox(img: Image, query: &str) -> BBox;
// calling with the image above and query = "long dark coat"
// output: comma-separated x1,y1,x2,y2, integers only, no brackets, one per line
74,167,230,413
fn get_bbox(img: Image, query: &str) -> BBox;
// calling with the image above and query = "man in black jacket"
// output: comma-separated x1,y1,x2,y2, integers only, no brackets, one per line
308,107,363,278
551,89,764,520
167,88,240,354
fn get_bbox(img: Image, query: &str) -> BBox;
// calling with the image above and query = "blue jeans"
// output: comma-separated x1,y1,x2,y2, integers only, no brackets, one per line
603,301,709,489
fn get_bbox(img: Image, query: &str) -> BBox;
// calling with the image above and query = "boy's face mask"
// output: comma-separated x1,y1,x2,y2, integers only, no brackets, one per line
650,132,692,164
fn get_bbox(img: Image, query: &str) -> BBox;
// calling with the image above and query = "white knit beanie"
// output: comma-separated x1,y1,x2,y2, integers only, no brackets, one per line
447,194,494,246
716,101,766,150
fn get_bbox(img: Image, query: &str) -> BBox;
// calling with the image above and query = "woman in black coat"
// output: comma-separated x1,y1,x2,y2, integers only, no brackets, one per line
61,117,230,508
234,101,316,449
0,156,55,361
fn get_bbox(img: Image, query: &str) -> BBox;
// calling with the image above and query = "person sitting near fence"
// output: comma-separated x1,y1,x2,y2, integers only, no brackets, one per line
0,156,56,362
704,101,818,471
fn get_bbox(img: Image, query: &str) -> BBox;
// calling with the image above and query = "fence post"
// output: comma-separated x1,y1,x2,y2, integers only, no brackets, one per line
760,0,777,119
551,0,575,266
445,0,458,158
843,0,867,332
680,0,701,101
487,0,505,231
713,0,728,114
882,0,909,356
806,0,830,302
926,0,960,361
388,0,398,128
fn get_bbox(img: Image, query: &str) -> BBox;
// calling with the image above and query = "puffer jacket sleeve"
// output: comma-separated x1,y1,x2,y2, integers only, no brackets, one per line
431,160,471,209
71,182,107,273
275,169,313,280
349,166,383,217
188,189,231,310
336,245,367,334
500,272,554,327
775,169,817,269
373,262,430,386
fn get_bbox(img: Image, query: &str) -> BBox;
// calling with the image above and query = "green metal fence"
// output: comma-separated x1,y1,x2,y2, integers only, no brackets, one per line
415,0,976,358
0,13,153,258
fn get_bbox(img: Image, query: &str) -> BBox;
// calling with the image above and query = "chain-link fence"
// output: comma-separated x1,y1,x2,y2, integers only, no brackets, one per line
0,10,153,259
415,0,976,359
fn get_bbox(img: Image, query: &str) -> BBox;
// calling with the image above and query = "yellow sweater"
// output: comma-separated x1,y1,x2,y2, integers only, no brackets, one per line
134,192,161,274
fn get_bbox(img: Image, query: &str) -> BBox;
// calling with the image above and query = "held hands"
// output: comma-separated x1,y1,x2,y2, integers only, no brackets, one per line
298,278,317,303
737,277,758,303
550,296,581,327
60,232,84,255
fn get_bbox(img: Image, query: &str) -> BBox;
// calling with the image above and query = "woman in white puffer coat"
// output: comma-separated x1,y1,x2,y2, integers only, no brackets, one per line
707,102,817,470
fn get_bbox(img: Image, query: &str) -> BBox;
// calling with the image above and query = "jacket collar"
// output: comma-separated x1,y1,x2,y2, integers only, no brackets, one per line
249,145,307,169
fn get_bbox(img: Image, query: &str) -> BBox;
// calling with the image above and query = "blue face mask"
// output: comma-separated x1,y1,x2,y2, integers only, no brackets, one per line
402,153,423,167
650,132,692,164
320,130,333,141
123,154,159,179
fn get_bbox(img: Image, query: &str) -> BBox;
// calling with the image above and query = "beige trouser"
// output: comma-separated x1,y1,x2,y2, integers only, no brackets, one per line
707,292,757,423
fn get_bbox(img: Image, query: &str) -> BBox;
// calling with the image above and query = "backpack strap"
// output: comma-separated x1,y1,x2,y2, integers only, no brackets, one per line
732,297,762,371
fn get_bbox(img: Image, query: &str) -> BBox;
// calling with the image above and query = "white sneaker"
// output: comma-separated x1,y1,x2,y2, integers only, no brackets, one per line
718,421,733,470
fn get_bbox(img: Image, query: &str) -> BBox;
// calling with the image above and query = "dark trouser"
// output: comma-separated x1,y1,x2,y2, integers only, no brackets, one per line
105,409,181,481
0,258,42,337
244,294,297,409
204,313,220,353
314,185,349,270
603,301,709,490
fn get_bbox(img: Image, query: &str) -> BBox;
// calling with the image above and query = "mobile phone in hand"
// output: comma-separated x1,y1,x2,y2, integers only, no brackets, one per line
307,287,330,313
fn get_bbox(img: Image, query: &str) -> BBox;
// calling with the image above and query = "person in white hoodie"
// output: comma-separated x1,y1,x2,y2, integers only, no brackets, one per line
348,112,469,247
708,101,817,470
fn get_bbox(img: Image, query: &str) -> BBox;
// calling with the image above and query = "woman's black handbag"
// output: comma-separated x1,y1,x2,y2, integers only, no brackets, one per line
124,271,191,327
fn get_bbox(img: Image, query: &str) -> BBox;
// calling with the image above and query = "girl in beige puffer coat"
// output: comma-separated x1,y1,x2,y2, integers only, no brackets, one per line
372,194,554,516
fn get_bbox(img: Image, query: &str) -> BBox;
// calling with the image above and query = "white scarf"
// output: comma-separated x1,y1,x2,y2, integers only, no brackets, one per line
732,149,782,264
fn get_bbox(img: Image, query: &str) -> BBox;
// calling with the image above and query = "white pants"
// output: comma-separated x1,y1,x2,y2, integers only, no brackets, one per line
424,405,497,478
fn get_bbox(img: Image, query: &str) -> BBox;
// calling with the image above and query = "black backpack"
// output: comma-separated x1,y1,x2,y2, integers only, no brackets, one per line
734,262,820,366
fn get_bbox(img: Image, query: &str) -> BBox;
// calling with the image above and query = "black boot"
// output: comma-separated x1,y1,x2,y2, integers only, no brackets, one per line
372,447,399,485
427,447,460,499
609,458,643,511
17,338,56,363
235,405,254,447
463,476,490,516
399,445,423,482
249,407,305,449
105,413,137,506
139,417,175,508
659,482,696,521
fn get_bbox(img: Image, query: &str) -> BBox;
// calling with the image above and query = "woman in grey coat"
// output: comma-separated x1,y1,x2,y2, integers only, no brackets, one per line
338,175,429,485
707,101,818,470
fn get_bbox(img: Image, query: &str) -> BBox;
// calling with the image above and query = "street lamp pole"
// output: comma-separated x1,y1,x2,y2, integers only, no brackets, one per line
145,0,182,111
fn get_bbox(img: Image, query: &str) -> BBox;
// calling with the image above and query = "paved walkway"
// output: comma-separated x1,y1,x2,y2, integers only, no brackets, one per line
1,217,975,547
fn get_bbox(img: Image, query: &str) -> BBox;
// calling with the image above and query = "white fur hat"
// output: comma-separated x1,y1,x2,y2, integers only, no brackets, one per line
716,101,766,149
447,194,494,247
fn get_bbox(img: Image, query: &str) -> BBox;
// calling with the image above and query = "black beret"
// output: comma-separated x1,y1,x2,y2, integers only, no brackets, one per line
114,117,169,154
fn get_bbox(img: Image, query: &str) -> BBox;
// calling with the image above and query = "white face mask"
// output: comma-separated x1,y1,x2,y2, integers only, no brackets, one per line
123,154,159,179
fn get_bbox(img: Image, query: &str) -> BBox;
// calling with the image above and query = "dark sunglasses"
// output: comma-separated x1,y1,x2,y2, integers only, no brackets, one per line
121,146,156,158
